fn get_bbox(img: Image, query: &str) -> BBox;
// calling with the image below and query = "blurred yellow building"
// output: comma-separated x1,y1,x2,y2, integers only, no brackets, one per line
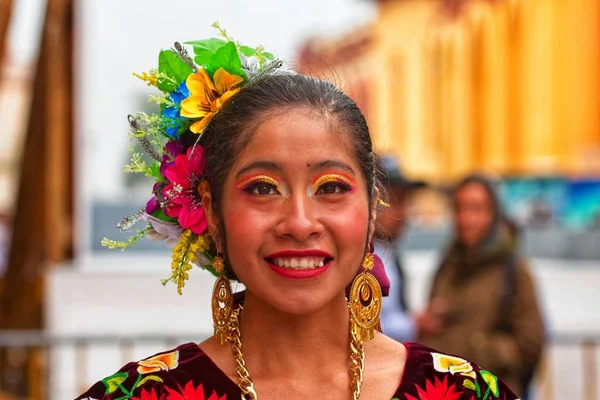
298,0,600,182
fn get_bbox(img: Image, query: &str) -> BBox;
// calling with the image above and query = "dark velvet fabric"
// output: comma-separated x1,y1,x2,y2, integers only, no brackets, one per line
76,342,518,399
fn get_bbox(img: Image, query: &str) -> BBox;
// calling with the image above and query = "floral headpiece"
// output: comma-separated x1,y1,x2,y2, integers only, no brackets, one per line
102,23,293,294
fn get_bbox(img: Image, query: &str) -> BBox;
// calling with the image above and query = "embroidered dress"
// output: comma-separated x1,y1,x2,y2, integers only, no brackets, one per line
76,342,519,400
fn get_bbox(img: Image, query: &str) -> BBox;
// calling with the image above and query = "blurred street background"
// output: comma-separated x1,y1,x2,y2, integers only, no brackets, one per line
0,0,599,399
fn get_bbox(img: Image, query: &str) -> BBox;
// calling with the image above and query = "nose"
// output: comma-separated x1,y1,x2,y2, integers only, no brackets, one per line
275,193,324,242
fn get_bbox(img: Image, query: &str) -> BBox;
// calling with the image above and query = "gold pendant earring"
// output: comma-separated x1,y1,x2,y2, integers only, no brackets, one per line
211,253,233,345
348,252,382,343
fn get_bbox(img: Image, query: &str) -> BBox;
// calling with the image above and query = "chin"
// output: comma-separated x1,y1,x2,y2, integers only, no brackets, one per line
253,287,341,316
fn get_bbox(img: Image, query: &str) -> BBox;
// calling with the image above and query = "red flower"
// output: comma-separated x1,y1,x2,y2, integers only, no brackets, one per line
163,146,208,234
406,376,462,400
165,381,226,400
132,388,161,400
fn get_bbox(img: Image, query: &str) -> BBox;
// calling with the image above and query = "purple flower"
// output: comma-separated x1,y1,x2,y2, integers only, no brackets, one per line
160,140,184,176
146,196,160,214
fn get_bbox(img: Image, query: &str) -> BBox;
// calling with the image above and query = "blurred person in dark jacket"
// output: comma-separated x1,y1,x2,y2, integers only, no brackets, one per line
375,155,439,342
418,174,545,398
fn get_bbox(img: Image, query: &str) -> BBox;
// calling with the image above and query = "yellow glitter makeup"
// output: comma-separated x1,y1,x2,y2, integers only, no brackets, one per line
312,173,356,192
236,174,281,191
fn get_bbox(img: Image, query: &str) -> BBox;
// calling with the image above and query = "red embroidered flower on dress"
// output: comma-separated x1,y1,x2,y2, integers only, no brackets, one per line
165,382,226,400
406,376,463,400
162,146,208,234
132,388,161,400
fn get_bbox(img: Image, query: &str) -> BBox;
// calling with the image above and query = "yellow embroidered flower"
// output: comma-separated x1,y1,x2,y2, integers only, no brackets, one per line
431,352,477,379
180,67,244,134
137,350,179,374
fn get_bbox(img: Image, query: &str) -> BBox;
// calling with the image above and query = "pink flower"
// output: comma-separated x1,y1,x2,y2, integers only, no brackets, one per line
162,146,208,235
165,382,226,400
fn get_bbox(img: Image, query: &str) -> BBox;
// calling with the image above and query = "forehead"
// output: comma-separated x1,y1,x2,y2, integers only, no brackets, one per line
232,109,360,174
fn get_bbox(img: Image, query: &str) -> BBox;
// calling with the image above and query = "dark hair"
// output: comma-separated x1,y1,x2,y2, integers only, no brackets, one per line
196,73,378,264
453,174,501,217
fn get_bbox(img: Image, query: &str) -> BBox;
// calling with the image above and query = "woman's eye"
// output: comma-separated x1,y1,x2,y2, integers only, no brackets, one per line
244,182,279,196
316,182,352,195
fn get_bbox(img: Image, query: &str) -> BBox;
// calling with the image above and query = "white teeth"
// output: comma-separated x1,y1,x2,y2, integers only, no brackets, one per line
271,257,327,269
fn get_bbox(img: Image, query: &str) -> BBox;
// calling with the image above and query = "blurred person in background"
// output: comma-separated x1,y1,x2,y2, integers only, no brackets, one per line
375,155,441,342
418,174,545,398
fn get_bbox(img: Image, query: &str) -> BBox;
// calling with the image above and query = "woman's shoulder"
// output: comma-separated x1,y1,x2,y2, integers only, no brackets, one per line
397,342,521,399
75,342,234,400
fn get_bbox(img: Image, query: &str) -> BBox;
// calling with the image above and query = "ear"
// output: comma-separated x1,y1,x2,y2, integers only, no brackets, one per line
368,187,380,244
201,184,221,248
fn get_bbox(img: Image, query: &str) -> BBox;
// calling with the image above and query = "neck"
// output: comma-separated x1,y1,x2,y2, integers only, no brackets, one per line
236,291,351,379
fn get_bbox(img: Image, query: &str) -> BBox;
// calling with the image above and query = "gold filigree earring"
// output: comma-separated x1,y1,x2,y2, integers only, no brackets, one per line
211,252,233,345
348,252,383,342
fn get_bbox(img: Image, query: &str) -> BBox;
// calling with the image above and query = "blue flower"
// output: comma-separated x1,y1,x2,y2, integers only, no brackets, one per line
162,82,190,138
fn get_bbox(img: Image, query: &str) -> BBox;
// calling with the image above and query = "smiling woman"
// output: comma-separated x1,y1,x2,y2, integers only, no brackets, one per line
77,27,520,400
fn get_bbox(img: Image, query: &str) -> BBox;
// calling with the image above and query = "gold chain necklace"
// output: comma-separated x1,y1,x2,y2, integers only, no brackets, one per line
227,306,366,400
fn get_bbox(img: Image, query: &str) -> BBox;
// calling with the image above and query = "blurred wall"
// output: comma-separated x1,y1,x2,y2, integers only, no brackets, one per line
298,0,600,182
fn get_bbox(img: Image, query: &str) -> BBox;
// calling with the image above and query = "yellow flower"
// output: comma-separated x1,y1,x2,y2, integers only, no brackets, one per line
137,350,179,374
180,67,244,134
431,352,477,379
133,70,159,87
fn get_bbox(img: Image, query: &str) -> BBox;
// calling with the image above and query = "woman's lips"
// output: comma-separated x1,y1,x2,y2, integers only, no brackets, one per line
264,250,333,280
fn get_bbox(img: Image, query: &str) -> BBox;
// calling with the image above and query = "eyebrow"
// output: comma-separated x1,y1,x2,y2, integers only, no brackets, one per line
234,159,356,179
235,161,283,179
311,160,356,176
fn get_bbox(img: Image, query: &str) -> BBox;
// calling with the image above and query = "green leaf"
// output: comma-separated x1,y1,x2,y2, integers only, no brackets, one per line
101,372,128,394
177,119,193,137
239,46,274,60
239,45,257,57
149,161,162,180
158,50,193,93
206,41,245,78
150,208,177,223
186,38,227,68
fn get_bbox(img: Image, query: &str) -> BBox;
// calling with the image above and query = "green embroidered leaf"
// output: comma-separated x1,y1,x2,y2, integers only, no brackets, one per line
158,50,193,93
101,372,128,394
464,379,482,398
137,375,164,387
463,379,477,391
480,370,500,398
186,38,227,68
206,41,245,79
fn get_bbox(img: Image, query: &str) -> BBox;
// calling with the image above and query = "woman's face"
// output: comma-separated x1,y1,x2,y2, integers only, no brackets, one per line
210,109,371,315
453,182,495,248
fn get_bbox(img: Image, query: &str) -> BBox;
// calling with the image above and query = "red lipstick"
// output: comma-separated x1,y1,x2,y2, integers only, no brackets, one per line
265,250,333,280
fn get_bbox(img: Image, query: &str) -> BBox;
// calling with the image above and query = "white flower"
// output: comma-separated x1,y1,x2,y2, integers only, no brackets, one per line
194,250,212,268
144,213,183,247
239,53,296,79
